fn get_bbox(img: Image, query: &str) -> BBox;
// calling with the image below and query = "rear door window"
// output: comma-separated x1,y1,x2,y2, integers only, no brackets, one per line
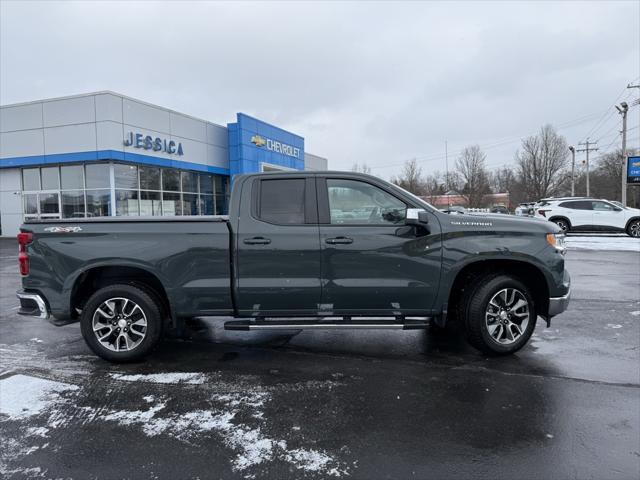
560,201,592,210
258,178,306,224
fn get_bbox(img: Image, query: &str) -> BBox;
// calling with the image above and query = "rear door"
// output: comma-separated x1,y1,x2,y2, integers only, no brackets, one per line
235,176,321,316
559,200,593,227
316,176,442,316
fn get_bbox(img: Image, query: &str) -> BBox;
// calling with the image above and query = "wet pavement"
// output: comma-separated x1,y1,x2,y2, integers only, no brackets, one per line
0,237,638,479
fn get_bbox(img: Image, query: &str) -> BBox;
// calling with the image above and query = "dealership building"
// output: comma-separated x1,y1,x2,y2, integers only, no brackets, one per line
0,91,327,237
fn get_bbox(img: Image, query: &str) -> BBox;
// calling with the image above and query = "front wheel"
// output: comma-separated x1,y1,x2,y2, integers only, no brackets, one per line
80,284,163,363
627,219,640,238
461,274,537,355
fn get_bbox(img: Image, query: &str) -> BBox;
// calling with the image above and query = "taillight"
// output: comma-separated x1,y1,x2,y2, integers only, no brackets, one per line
17,232,33,276
538,209,549,217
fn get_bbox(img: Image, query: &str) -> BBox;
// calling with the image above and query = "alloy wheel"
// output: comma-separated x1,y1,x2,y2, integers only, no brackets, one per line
554,220,568,232
92,297,147,352
485,288,530,345
629,221,640,238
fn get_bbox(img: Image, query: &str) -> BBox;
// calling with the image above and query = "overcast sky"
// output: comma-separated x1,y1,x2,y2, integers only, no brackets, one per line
1,0,638,178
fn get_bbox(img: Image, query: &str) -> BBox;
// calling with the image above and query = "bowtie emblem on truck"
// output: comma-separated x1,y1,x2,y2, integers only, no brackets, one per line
43,226,83,233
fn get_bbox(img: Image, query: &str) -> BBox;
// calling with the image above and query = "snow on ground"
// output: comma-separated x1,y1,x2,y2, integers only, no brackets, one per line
0,374,78,419
565,234,640,252
0,366,351,478
108,372,207,384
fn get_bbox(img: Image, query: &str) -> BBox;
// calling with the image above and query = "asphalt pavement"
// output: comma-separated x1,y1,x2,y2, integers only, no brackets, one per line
0,236,638,479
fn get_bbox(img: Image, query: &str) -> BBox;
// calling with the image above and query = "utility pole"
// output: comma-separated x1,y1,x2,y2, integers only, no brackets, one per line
445,140,450,207
445,140,449,190
616,102,629,205
569,146,576,196
577,139,598,197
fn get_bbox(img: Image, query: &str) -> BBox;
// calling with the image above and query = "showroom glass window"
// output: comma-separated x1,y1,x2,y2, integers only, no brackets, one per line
114,164,139,216
60,165,85,219
85,163,111,217
20,163,228,220
139,166,162,216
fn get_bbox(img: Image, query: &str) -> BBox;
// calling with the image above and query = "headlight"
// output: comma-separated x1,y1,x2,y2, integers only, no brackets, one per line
546,233,566,253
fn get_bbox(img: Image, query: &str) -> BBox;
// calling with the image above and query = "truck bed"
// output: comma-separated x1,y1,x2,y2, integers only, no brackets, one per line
20,216,233,320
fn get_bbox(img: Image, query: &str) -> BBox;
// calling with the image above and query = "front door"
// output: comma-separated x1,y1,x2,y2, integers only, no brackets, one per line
591,200,625,229
317,177,442,316
236,176,321,316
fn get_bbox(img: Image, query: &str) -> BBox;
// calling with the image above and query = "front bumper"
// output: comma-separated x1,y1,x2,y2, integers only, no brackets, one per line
16,291,50,320
548,289,571,316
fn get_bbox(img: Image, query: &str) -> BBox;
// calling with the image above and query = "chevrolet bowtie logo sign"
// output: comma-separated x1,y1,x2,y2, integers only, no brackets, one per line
250,134,301,158
251,135,266,147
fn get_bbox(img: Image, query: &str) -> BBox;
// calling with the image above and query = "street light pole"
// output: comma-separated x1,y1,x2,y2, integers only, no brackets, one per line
616,102,629,206
569,146,576,196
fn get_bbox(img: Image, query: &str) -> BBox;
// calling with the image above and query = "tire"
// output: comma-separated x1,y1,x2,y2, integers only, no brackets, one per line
460,274,537,355
80,284,163,363
626,219,640,238
551,218,570,233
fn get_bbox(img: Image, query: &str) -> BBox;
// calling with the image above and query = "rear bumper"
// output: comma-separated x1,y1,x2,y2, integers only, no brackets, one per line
16,291,50,320
548,289,571,317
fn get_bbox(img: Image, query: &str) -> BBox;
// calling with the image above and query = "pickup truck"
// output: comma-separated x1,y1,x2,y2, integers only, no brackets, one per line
16,171,570,362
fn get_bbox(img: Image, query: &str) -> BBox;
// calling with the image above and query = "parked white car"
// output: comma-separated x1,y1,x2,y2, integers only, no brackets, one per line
534,198,640,237
515,203,535,216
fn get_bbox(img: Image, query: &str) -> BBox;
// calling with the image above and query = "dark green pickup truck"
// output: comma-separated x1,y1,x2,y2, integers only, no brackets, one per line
17,171,570,362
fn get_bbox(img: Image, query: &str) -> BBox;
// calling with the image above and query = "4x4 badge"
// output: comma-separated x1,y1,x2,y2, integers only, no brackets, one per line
44,226,83,233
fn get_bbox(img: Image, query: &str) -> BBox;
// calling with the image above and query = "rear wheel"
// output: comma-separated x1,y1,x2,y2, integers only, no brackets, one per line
627,219,640,238
551,218,570,233
461,274,537,355
80,284,162,363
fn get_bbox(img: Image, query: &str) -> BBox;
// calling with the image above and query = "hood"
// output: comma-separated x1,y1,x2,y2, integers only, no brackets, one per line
440,211,559,234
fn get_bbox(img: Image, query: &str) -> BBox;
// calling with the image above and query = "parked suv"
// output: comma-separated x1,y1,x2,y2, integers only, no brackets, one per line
535,198,640,237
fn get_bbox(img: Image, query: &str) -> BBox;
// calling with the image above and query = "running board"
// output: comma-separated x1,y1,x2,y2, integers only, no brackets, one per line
224,318,430,331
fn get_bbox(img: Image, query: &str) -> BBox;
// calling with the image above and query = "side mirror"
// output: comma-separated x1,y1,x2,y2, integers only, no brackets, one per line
614,207,623,212
405,208,429,225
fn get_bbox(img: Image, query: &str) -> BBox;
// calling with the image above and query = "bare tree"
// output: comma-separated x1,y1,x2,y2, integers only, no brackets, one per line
489,165,528,206
490,166,516,193
391,158,424,195
455,145,491,207
422,170,447,203
351,163,372,174
515,125,569,200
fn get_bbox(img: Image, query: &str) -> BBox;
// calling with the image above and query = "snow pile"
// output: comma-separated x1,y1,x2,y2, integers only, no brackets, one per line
565,235,640,252
0,374,78,419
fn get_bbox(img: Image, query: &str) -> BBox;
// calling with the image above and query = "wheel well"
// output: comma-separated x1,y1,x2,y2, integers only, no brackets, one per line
625,216,640,230
549,216,571,228
70,266,171,321
447,260,550,322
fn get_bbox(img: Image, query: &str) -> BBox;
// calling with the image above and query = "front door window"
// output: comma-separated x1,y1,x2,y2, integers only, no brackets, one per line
326,179,406,225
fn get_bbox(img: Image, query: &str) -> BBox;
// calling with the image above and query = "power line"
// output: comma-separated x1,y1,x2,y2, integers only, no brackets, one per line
369,108,614,171
580,86,634,142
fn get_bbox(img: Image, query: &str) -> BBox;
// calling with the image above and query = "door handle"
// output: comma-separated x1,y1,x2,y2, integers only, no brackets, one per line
325,236,353,245
244,237,271,245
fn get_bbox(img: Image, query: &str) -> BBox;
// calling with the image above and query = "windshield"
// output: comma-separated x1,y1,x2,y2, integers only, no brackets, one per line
611,201,628,209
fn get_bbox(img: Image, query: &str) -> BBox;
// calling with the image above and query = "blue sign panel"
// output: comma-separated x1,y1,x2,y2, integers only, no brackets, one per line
227,113,304,177
628,156,640,184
